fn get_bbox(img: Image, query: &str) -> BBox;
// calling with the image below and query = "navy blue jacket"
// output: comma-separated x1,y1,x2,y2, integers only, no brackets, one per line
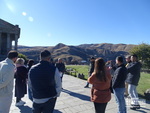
112,64,127,88
126,62,142,86
29,61,57,99
55,63,65,73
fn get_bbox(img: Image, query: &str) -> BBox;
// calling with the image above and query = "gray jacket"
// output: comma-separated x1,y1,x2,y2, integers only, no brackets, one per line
126,62,142,86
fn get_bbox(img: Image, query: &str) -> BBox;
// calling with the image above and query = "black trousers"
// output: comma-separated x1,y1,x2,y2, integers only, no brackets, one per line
32,98,57,113
16,97,21,103
94,102,107,113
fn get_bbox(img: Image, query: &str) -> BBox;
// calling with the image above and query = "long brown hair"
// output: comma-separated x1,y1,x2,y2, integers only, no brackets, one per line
94,58,107,82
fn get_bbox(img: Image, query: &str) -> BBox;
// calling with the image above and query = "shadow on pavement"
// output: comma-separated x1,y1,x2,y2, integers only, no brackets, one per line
17,106,62,113
17,105,32,113
62,89,90,101
133,109,147,113
140,107,150,111
53,109,62,113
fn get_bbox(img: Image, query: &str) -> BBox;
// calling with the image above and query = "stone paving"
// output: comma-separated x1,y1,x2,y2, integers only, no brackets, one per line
10,74,150,113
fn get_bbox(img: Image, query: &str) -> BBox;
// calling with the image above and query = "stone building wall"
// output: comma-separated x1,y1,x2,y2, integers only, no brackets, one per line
0,19,20,61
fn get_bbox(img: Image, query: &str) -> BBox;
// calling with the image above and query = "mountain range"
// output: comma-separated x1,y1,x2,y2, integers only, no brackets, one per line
18,43,136,64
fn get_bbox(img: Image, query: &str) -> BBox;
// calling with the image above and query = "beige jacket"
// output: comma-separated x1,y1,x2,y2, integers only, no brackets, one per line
0,58,15,97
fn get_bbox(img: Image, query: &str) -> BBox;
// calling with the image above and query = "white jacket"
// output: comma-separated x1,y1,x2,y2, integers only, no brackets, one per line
0,58,15,97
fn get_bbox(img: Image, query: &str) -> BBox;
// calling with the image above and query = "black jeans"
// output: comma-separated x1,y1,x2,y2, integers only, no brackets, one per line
32,98,57,113
85,73,92,87
16,97,21,103
94,102,107,113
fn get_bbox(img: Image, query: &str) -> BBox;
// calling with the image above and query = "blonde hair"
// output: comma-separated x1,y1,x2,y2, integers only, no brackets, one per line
15,58,25,65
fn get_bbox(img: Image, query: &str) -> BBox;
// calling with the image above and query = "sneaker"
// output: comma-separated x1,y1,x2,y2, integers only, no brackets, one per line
15,101,24,106
20,100,26,104
130,104,140,110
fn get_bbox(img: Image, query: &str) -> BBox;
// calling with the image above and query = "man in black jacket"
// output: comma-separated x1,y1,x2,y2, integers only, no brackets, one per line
112,56,127,113
29,50,62,113
126,54,142,110
84,57,95,88
55,58,65,81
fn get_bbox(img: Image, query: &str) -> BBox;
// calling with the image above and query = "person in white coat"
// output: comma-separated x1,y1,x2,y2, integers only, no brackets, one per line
0,51,18,113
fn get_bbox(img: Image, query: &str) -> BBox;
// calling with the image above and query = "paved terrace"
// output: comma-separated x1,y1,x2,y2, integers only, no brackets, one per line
10,74,150,113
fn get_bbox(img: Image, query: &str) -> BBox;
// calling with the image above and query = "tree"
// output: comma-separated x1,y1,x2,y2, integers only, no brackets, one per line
18,53,28,64
130,43,150,69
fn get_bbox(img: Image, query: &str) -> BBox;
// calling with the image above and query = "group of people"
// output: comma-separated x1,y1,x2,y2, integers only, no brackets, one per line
85,54,141,113
0,50,142,113
0,50,65,113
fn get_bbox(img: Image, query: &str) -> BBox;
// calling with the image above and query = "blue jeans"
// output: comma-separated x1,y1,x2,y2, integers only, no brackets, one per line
128,84,139,105
32,98,57,113
28,88,33,101
113,88,126,113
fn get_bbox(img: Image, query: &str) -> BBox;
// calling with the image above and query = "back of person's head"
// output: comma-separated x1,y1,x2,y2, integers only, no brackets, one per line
91,57,95,60
132,54,138,59
131,54,138,62
28,59,34,66
40,50,51,60
16,58,25,65
7,51,18,59
125,55,131,59
116,56,123,63
95,58,105,70
90,57,95,61
94,58,106,81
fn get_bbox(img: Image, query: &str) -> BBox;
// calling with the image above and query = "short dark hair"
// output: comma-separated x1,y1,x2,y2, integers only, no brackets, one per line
116,56,123,63
28,59,34,65
125,55,131,59
132,54,138,59
91,57,95,60
40,50,51,59
7,51,18,59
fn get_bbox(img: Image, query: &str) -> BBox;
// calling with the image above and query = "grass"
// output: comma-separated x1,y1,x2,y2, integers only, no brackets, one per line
137,72,150,98
66,65,89,79
66,65,150,99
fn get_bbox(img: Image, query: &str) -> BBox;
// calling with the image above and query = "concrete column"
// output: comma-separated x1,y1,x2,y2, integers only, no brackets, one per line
15,34,18,51
7,33,11,52
0,33,1,54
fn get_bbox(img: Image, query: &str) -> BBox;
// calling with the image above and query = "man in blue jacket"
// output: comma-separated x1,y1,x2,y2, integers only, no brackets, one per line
112,56,127,113
29,50,62,113
126,54,142,110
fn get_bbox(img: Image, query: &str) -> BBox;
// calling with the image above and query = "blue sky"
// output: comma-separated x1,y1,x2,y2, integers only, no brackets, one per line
1,0,150,46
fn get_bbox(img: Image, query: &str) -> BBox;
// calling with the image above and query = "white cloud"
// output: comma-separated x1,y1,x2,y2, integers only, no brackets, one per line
28,16,34,22
22,12,27,16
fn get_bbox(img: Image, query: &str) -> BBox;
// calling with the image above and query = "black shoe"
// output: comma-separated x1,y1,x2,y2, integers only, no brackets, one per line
135,105,140,109
84,85,89,88
130,106,137,110
124,94,128,98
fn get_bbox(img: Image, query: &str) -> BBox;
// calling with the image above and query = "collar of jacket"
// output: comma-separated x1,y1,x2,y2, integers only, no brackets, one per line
5,58,15,67
117,64,124,68
40,60,50,64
